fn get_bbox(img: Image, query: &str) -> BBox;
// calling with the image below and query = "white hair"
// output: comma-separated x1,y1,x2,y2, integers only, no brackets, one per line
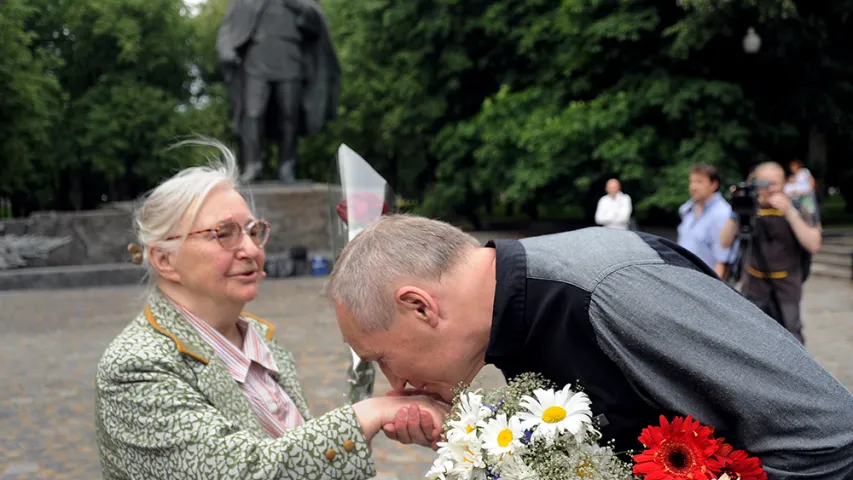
133,138,242,289
326,214,481,331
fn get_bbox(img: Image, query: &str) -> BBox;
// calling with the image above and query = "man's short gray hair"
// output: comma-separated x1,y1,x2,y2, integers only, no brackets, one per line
326,214,480,331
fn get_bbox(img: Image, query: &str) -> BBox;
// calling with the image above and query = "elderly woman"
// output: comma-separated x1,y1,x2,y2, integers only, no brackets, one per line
95,142,447,480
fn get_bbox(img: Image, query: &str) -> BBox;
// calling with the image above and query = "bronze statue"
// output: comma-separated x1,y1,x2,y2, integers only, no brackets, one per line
216,0,341,183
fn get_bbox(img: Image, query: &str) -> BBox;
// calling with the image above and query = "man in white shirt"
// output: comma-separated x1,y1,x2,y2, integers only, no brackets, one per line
595,178,633,229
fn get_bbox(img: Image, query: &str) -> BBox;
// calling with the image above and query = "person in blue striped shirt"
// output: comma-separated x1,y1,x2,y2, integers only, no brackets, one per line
677,164,733,277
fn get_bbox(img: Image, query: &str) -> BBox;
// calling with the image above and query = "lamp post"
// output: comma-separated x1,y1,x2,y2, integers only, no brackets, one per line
743,27,761,54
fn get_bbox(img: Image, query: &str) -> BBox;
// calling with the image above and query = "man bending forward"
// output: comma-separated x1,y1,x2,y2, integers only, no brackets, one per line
327,214,853,479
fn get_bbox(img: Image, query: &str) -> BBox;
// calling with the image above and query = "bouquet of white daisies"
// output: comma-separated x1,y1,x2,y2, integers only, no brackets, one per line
426,373,634,480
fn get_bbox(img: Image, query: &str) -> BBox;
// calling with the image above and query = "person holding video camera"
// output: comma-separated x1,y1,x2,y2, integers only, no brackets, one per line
720,162,822,344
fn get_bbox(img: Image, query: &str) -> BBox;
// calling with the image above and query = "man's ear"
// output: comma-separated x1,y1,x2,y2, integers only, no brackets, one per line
395,286,439,328
148,246,181,283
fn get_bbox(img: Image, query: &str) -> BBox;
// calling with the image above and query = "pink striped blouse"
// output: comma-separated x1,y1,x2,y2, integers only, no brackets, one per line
172,302,304,437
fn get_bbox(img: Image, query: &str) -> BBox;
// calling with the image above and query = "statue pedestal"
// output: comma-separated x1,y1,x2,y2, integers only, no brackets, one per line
0,182,338,289
0,183,335,268
239,182,333,257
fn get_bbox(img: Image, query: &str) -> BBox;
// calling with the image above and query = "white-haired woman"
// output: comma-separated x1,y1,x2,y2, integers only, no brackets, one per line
94,141,447,480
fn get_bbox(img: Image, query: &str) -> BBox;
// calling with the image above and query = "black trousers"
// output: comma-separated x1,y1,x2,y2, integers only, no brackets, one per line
241,75,301,178
749,296,805,344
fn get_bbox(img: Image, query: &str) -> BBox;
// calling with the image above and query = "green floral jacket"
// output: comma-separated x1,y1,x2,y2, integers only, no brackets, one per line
95,292,376,480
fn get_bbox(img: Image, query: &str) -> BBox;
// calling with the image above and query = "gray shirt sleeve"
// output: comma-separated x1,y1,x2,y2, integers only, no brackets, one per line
588,262,853,479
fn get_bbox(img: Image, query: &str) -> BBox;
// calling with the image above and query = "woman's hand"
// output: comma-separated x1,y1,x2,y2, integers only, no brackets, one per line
351,395,450,450
382,403,442,450
381,389,448,450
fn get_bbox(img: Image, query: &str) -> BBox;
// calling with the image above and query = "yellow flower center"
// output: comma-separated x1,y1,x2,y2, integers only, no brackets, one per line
462,447,478,463
576,460,594,478
466,424,475,434
542,406,567,424
497,428,514,447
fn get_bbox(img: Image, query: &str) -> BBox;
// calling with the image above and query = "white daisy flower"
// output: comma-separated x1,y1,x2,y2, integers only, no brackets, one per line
440,435,487,480
517,385,592,443
448,391,490,438
452,463,488,480
437,433,483,466
435,436,466,462
478,413,525,458
425,455,454,480
499,454,540,480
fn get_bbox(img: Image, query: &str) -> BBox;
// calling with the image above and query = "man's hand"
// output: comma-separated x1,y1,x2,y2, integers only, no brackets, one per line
219,49,240,66
218,50,240,83
719,217,739,249
768,193,793,216
714,262,728,279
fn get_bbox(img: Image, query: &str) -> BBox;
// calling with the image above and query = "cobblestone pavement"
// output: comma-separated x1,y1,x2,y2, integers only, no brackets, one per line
1,275,851,479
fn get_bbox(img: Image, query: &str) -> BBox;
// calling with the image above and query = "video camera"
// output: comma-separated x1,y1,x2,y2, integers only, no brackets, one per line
728,179,770,221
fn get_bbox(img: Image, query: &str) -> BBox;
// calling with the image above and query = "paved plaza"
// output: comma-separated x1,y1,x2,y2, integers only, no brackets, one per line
1,275,851,479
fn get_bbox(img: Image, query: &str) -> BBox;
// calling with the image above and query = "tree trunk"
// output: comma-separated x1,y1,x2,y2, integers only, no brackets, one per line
807,125,827,196
523,198,540,221
69,173,83,211
387,152,399,197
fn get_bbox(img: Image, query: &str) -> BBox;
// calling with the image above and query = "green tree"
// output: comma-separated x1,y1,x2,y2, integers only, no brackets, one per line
9,0,851,220
673,1,853,212
6,0,216,213
299,0,565,225
417,0,853,223
0,0,63,212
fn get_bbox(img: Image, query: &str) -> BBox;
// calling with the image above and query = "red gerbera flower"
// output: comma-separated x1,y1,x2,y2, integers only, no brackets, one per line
711,448,767,480
712,440,734,460
633,415,719,480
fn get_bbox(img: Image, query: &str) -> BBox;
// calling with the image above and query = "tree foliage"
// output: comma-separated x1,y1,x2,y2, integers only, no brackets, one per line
0,0,63,205
1,0,218,213
415,0,853,221
2,0,852,220
283,0,852,224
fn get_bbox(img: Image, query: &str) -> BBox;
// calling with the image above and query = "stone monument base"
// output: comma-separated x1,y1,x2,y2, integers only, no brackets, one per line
240,182,333,255
0,182,337,290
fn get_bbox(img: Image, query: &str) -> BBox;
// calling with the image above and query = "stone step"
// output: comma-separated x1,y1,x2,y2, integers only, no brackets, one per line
0,252,335,291
824,235,853,247
0,182,334,269
810,262,852,280
0,263,146,291
820,243,853,255
814,251,853,268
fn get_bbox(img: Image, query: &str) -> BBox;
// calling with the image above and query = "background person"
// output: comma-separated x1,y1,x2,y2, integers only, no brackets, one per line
594,178,633,229
95,142,446,480
677,163,732,277
784,159,816,198
720,161,822,344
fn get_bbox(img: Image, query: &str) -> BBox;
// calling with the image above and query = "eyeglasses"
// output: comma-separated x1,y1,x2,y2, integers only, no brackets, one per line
166,219,271,250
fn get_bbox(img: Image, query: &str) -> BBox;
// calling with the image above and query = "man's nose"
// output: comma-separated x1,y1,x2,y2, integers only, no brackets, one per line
379,364,407,392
